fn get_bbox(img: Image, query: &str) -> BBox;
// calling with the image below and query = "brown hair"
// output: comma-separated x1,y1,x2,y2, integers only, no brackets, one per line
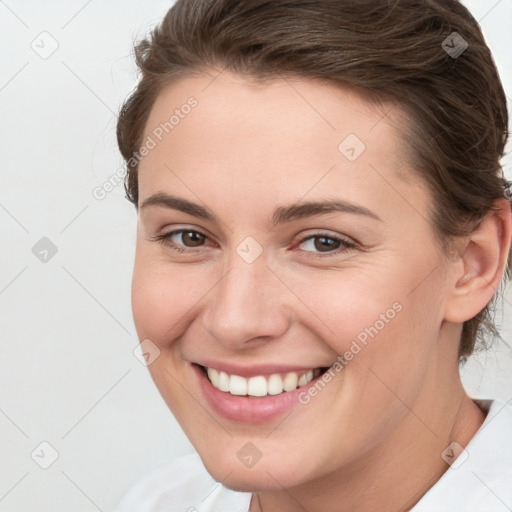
117,0,511,360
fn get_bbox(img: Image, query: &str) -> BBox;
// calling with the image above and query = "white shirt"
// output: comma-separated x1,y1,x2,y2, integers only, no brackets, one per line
117,399,512,512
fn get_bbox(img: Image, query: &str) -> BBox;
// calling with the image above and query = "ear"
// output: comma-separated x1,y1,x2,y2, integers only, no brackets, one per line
444,198,512,323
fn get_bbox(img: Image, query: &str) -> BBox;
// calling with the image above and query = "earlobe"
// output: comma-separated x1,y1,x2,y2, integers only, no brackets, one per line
445,198,512,323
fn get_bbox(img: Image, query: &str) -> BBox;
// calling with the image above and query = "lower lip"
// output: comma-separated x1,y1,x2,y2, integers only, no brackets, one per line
193,364,322,424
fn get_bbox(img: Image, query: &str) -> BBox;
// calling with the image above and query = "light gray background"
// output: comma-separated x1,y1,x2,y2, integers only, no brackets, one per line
0,1,511,511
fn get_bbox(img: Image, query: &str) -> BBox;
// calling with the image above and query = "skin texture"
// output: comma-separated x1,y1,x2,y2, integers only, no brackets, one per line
131,71,511,512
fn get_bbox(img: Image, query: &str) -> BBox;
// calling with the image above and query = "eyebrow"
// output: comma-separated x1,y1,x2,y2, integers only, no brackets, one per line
140,192,382,224
272,200,382,224
140,192,215,220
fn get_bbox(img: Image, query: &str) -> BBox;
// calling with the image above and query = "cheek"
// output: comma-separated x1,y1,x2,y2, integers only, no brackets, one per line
300,262,444,374
289,270,405,349
131,250,207,345
130,251,208,416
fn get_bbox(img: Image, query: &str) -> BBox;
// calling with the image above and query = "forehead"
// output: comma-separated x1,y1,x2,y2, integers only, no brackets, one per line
143,71,406,149
138,71,427,221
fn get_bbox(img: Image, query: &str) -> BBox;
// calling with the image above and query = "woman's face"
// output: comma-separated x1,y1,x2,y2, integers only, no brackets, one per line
132,72,455,490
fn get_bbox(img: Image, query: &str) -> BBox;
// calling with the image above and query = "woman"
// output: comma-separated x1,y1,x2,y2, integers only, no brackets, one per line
116,0,512,510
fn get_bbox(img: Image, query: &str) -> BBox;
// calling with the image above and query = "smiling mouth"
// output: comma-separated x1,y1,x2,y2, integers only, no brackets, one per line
198,365,329,398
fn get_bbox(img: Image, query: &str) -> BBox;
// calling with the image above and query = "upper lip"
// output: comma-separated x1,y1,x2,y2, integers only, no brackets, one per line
194,360,329,378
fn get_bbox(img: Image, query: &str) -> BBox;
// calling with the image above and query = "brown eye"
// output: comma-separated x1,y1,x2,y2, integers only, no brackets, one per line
295,232,358,258
154,229,210,250
314,236,341,252
299,235,343,253
176,230,206,247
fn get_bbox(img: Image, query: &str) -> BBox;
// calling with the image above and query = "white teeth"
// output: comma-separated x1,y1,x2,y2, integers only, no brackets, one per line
283,372,298,392
207,367,219,387
247,376,268,397
205,367,316,397
218,371,230,392
267,374,283,395
229,375,247,395
299,371,314,386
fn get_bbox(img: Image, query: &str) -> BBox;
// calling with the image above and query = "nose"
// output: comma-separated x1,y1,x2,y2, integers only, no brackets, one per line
201,256,291,348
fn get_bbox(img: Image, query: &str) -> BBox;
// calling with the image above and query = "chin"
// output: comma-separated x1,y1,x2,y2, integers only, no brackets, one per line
199,451,311,493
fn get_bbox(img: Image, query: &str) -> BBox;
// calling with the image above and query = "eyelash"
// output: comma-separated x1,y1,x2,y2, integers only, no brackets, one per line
152,229,358,258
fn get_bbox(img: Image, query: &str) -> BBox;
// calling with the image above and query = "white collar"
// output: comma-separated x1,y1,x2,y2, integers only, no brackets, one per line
411,398,512,511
